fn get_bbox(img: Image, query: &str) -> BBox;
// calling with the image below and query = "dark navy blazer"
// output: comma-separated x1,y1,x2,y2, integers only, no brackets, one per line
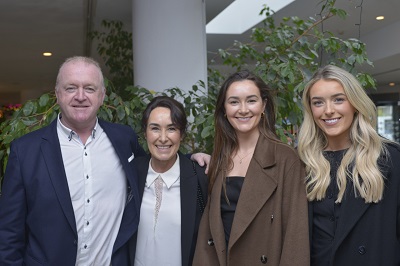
0,119,145,266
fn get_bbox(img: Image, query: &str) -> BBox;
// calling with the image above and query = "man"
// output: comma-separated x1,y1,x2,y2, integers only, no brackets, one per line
0,56,208,265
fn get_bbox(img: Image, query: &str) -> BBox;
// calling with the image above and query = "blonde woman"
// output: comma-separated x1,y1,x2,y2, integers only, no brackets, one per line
298,65,400,266
193,70,309,266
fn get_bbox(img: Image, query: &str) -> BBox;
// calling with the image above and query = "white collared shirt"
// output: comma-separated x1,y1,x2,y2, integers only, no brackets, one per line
57,115,126,266
135,156,182,266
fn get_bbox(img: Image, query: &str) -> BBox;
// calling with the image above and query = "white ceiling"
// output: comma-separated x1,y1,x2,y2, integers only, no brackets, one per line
0,0,399,105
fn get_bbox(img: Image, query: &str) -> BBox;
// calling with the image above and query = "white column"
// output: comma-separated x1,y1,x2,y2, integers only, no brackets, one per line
132,0,207,92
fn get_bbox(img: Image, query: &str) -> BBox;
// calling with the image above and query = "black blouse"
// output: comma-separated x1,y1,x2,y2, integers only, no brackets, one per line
220,176,244,247
311,149,347,266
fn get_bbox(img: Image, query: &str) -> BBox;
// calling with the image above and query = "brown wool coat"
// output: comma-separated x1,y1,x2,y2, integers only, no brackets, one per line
193,135,310,266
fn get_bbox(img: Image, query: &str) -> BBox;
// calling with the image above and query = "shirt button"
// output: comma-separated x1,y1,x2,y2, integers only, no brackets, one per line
86,221,89,226
87,199,90,203
86,175,89,179
84,244,88,249
85,152,87,156
327,193,333,199
329,216,335,222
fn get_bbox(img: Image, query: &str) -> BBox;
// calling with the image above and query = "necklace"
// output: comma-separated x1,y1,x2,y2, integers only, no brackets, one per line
236,150,254,164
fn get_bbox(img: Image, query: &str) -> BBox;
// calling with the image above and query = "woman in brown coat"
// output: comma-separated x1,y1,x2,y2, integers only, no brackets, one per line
193,70,309,265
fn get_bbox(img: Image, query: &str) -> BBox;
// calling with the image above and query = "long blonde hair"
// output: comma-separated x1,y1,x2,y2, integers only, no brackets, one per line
298,65,388,203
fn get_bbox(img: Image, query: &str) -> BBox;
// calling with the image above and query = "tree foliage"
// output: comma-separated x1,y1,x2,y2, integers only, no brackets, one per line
0,0,375,188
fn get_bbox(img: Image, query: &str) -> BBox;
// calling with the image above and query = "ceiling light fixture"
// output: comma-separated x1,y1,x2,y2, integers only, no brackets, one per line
43,52,52,57
206,0,295,34
389,82,395,86
376,16,385,21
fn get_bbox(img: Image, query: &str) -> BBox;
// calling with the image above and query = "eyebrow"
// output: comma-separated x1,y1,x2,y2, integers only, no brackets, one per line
227,95,259,100
311,93,346,100
148,122,176,127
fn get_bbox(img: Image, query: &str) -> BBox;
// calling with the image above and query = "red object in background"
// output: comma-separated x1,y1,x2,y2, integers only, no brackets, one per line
0,103,21,121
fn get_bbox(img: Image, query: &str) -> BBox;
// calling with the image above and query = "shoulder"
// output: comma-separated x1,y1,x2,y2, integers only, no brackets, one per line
267,137,301,161
133,154,151,164
12,120,56,145
178,152,207,179
98,119,135,133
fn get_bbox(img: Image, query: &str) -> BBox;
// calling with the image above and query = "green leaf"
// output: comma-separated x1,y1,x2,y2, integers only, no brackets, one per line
22,102,34,116
39,94,50,107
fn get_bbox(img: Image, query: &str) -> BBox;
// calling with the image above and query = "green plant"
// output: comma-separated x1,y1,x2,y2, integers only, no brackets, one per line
89,20,134,100
210,0,375,141
0,0,376,188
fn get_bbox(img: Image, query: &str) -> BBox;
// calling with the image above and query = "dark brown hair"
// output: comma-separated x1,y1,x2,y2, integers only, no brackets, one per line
141,96,187,137
208,70,279,192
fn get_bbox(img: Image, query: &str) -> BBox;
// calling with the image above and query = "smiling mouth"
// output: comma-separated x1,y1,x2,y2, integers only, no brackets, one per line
323,118,340,124
156,145,172,149
236,116,252,121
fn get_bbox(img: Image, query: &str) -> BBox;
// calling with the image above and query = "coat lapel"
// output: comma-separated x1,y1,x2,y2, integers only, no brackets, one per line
179,153,198,266
209,168,228,265
331,184,370,254
228,136,277,250
102,123,141,253
41,120,77,236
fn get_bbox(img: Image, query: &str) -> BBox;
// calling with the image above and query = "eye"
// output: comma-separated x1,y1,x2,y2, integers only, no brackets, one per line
333,97,345,103
168,126,177,132
85,87,96,93
248,98,257,103
311,100,323,107
65,87,77,92
228,100,239,105
149,126,160,132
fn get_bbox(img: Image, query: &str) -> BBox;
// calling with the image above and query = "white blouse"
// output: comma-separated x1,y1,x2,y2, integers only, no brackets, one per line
135,156,182,266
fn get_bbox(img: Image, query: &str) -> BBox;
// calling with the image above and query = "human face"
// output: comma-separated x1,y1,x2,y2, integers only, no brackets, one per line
55,61,105,132
309,79,356,149
146,107,181,172
224,80,266,136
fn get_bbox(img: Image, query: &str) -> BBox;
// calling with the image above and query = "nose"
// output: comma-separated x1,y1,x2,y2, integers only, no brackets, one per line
239,103,248,114
159,129,168,142
74,88,86,101
325,102,334,115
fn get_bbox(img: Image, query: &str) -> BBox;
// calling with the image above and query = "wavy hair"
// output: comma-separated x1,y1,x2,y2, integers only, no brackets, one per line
298,65,389,203
208,70,279,193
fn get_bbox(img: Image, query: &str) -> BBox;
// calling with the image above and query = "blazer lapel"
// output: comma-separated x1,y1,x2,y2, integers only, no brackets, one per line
228,136,277,250
209,168,228,265
41,120,77,236
179,153,198,266
331,184,370,254
103,125,141,253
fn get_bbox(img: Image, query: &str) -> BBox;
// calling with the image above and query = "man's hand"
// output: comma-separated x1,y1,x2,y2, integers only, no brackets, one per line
191,153,211,174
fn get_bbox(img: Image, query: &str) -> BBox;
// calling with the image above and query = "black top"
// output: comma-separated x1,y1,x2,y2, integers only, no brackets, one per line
221,176,245,247
311,149,347,266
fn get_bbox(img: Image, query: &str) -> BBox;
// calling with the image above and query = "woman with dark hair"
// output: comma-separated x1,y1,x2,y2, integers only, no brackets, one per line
298,65,400,265
193,70,309,265
131,96,208,266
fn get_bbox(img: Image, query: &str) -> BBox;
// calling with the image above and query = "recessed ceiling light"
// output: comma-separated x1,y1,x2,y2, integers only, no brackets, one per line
376,16,385,21
43,52,52,57
206,0,295,34
389,82,395,86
